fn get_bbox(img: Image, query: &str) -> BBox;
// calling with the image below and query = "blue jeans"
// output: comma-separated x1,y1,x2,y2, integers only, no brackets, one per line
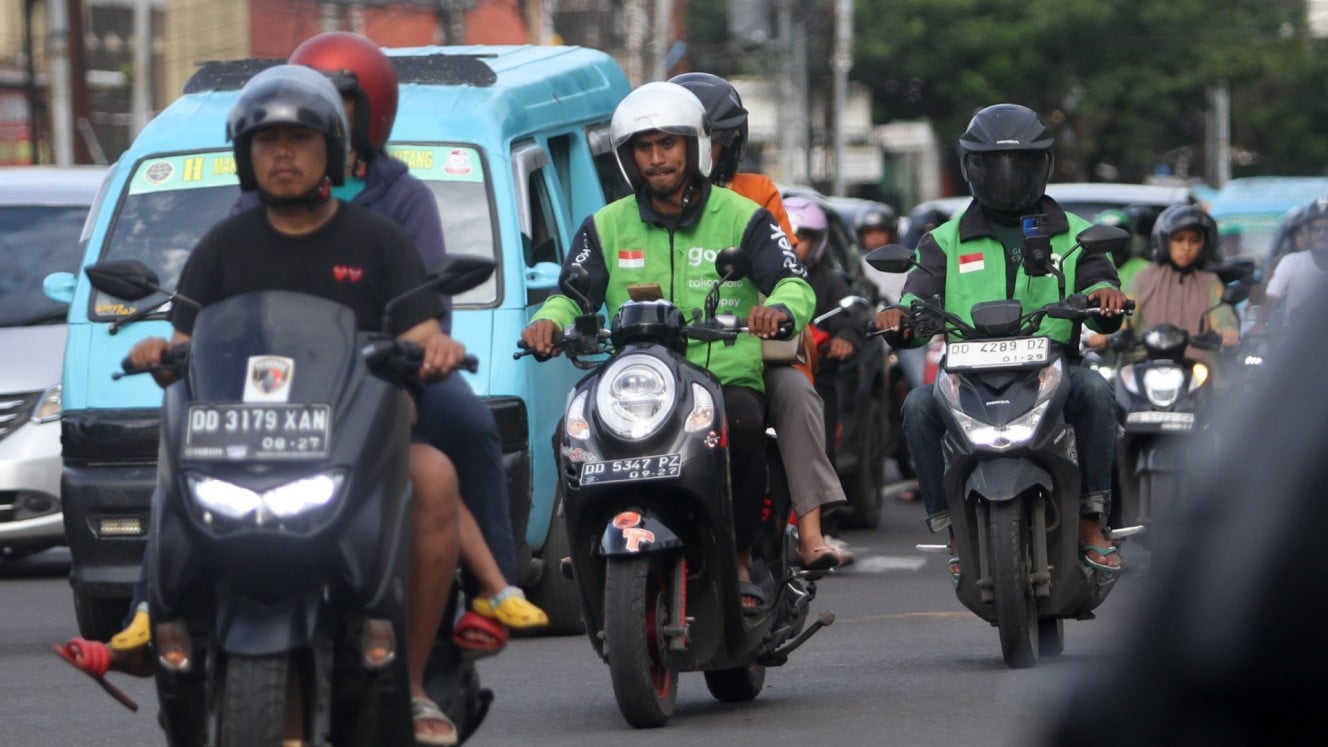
902,364,1116,533
417,373,516,583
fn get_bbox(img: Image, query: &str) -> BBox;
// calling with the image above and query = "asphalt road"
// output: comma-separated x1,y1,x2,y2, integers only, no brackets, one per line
0,490,1152,747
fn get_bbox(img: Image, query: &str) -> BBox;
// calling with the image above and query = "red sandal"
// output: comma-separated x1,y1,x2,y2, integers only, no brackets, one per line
452,611,508,656
51,639,139,712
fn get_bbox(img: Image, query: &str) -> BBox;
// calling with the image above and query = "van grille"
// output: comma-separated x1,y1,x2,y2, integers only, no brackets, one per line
0,392,39,444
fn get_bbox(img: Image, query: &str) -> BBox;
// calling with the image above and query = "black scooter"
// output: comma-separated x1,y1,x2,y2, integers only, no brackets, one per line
83,256,495,746
1112,269,1253,534
516,249,833,728
866,225,1138,669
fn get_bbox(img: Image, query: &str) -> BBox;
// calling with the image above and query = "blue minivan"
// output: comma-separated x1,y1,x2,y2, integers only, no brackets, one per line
46,45,630,638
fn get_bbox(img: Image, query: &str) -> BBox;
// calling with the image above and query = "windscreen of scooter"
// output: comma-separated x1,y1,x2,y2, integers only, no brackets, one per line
181,291,360,462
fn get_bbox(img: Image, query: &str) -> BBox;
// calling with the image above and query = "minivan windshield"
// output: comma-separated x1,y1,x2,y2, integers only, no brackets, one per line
0,205,89,326
93,145,498,321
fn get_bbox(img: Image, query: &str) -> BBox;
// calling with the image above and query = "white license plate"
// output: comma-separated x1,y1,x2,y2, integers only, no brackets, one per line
945,337,1050,371
1125,411,1195,431
580,454,682,485
184,403,332,461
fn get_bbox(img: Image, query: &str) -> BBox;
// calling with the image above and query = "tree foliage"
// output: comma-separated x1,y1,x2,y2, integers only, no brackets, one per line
850,0,1324,185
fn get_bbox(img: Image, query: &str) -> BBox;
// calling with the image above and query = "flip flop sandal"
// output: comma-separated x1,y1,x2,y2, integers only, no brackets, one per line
452,611,508,656
948,556,962,586
796,545,843,571
1079,544,1124,573
51,639,140,712
738,580,767,614
472,586,548,629
410,696,458,747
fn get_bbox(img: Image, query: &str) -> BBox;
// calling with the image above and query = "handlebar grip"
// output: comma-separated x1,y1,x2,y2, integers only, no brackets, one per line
514,339,554,362
459,354,479,373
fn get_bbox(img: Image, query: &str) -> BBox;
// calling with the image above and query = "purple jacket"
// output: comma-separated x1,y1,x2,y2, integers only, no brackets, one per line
231,154,453,330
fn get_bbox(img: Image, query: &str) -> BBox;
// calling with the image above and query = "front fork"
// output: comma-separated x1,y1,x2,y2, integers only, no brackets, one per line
973,496,1053,604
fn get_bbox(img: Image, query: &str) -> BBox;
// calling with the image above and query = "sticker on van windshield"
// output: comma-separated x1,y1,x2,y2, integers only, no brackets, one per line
129,152,238,194
386,145,485,183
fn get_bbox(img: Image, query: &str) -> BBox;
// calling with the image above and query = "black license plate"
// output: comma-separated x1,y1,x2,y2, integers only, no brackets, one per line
580,454,682,485
184,404,332,461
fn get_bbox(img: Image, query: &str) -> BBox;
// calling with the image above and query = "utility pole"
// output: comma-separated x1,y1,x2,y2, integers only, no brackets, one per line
66,0,93,163
776,0,807,184
651,0,673,81
830,0,852,196
130,0,151,137
48,0,74,164
23,0,41,163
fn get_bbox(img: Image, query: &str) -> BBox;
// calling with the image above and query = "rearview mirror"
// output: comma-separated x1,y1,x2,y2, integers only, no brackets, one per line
714,247,751,282
559,265,595,313
864,244,916,274
1073,225,1130,256
84,259,163,301
425,255,495,297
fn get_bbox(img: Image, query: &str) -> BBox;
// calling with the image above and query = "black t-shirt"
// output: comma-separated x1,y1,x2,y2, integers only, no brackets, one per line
171,201,443,337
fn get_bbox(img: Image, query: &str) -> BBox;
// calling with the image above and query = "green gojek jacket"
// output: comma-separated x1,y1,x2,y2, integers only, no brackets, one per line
900,197,1121,346
532,183,814,392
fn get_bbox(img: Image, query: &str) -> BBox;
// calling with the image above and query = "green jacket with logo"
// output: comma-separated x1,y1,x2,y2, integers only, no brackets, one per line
532,183,814,392
900,197,1120,346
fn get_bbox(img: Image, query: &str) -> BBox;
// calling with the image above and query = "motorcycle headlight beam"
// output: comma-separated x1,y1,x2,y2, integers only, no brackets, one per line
595,354,676,440
1142,365,1186,408
188,472,345,522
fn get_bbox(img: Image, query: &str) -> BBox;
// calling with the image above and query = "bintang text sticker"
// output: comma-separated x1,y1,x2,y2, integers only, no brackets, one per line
387,144,485,183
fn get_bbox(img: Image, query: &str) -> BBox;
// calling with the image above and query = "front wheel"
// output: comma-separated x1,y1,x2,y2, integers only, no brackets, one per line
220,654,304,747
841,393,885,529
988,500,1039,669
527,504,584,636
604,557,678,728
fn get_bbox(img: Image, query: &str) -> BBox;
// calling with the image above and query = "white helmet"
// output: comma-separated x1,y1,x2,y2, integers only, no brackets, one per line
609,81,712,191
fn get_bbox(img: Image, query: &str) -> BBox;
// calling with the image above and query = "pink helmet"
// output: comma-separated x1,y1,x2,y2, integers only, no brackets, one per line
784,195,830,265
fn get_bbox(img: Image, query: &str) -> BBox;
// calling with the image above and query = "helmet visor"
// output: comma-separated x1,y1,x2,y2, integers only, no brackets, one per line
964,151,1049,213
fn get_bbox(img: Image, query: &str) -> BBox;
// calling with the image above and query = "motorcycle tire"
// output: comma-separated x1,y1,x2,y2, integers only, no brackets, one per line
704,663,766,702
220,653,302,747
1038,618,1065,658
604,556,678,728
840,393,885,529
989,500,1039,669
72,591,131,642
526,496,585,636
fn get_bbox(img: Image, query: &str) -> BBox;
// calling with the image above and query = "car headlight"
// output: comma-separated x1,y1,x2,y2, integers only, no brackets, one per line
595,354,675,439
1142,365,1186,408
188,472,344,521
31,384,62,424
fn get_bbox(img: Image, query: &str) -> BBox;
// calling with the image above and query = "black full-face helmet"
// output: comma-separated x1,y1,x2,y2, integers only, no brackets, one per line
227,64,349,192
670,72,748,185
1150,204,1220,267
959,103,1054,214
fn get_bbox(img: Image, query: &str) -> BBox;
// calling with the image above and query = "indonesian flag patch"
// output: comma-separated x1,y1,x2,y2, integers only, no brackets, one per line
618,249,645,269
958,252,985,274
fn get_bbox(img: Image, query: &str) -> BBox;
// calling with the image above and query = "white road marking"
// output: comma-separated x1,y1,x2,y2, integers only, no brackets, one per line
850,555,929,573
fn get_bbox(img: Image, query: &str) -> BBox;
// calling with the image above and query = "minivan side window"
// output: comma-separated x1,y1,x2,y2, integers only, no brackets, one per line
512,140,563,268
588,125,631,204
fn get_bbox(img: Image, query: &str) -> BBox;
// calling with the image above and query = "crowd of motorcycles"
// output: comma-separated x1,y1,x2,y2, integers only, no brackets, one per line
69,219,1275,744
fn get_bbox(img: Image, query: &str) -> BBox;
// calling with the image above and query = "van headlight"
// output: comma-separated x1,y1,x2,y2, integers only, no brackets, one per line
936,359,1061,451
31,384,62,424
595,354,675,439
188,472,344,521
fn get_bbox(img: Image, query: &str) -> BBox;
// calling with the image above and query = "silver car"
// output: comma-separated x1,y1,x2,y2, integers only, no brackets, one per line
0,165,105,560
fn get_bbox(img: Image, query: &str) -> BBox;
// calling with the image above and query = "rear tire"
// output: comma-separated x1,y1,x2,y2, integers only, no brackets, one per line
604,557,677,728
841,394,885,529
73,592,130,642
1038,618,1065,658
526,500,584,636
704,664,766,702
220,654,302,747
989,500,1038,669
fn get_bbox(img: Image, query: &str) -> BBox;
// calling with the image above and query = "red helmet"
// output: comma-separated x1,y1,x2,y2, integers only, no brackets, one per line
289,32,398,154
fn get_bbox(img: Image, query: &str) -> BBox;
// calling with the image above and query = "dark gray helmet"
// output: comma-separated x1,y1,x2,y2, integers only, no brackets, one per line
958,104,1054,213
227,64,349,192
670,72,748,184
855,204,897,236
1151,204,1219,266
